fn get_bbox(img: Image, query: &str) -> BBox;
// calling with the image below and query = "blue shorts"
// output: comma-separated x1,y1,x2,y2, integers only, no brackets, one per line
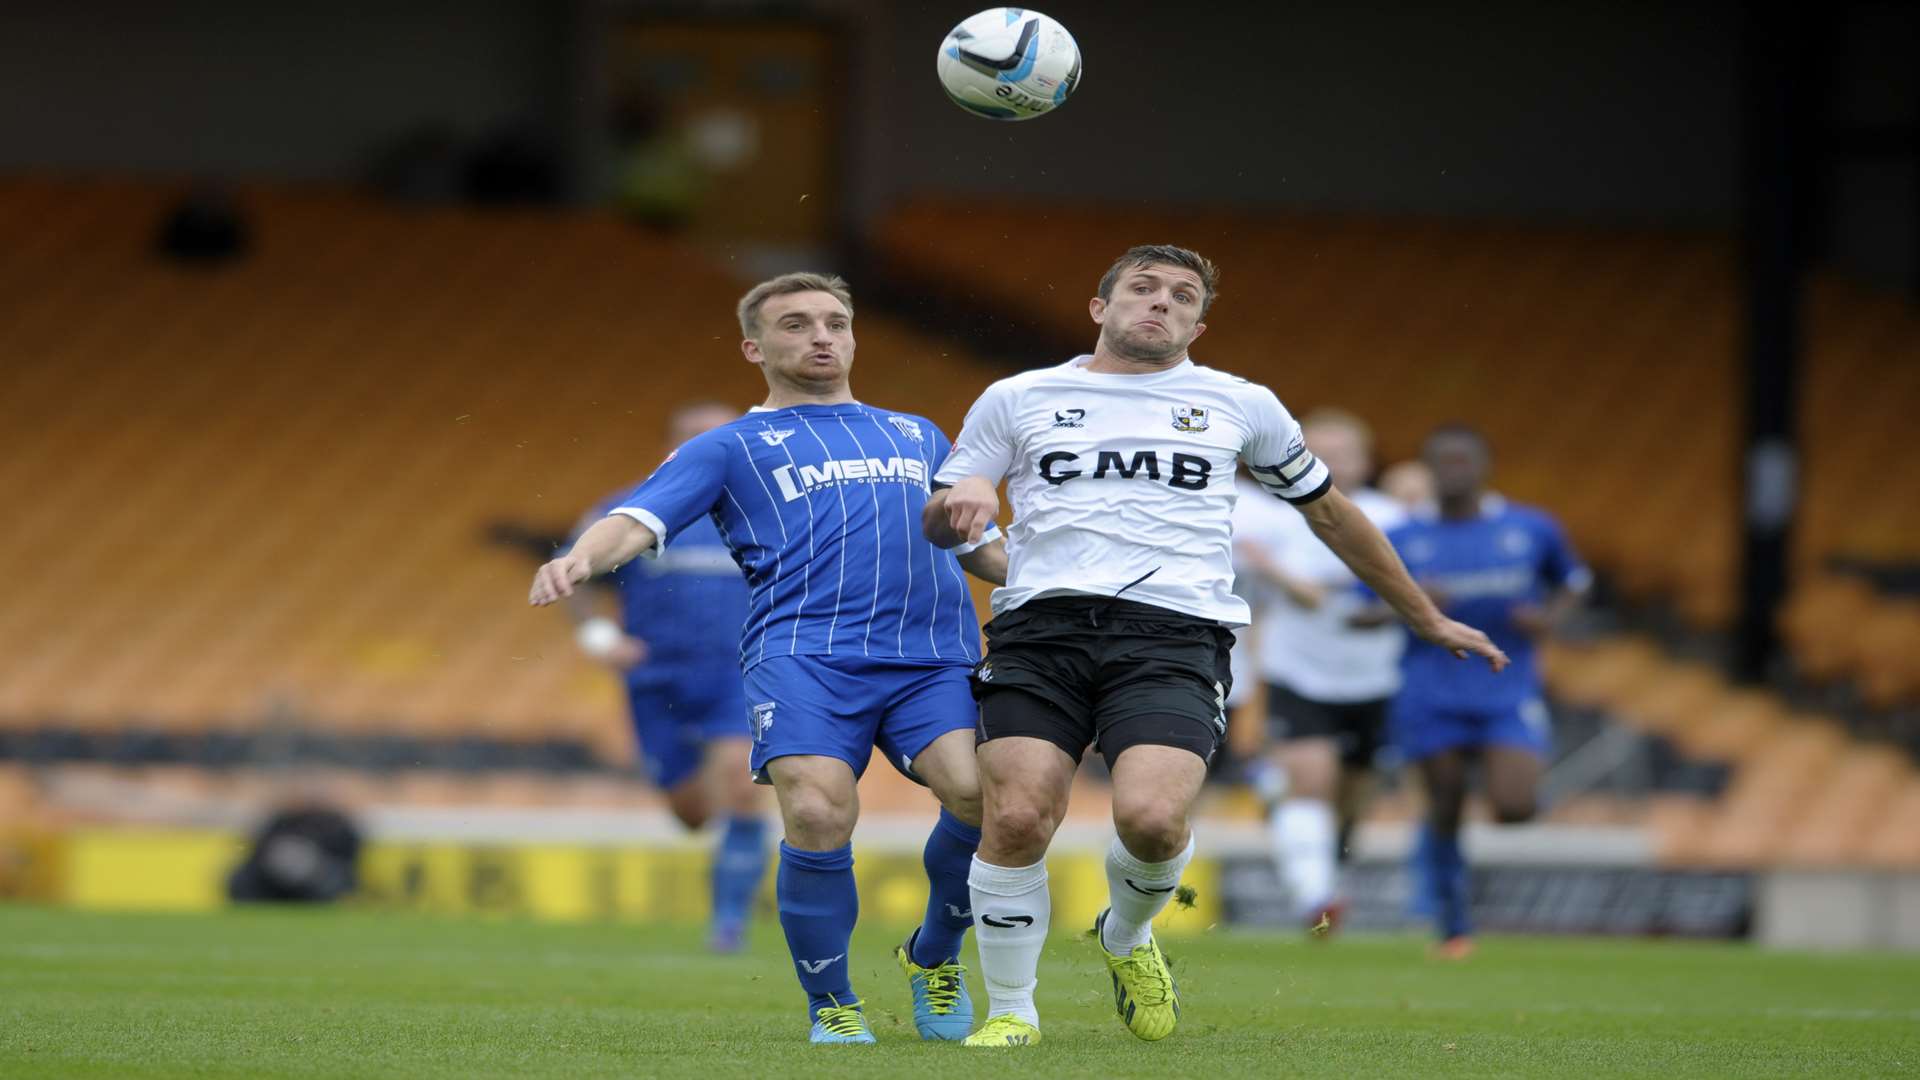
627,668,750,789
741,654,977,784
1389,696,1552,762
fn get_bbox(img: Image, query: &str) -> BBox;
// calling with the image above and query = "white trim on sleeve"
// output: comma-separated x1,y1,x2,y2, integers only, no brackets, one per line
608,506,669,559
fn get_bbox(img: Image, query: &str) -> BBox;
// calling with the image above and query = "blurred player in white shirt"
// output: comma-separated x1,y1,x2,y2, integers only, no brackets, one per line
1232,409,1404,932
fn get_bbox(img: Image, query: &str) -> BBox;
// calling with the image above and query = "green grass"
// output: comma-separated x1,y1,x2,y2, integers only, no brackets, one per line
0,905,1915,1078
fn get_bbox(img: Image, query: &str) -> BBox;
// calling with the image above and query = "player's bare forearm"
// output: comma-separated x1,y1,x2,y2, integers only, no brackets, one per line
1299,489,1435,626
958,538,1009,586
528,515,655,606
1299,488,1509,671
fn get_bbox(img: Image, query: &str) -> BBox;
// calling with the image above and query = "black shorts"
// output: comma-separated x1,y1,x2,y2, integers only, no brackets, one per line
1265,683,1389,769
971,596,1235,770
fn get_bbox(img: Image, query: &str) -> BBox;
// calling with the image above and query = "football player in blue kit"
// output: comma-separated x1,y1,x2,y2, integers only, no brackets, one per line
1362,425,1588,957
530,273,1008,1045
561,401,771,954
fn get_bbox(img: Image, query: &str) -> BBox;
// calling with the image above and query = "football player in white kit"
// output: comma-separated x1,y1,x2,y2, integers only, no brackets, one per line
1233,408,1407,934
924,244,1509,1046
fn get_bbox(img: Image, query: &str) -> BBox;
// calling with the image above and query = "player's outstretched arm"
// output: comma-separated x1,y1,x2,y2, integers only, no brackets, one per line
957,537,1009,586
528,515,656,606
923,476,999,549
1296,487,1510,672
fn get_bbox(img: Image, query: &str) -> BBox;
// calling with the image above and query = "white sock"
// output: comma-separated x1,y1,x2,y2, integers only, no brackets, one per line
1271,799,1338,919
1101,834,1194,955
968,856,1049,1027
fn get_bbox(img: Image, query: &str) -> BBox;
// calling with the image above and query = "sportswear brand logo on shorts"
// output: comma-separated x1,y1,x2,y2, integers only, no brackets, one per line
750,701,776,741
977,664,994,682
1171,405,1210,432
796,953,845,974
887,415,923,442
1124,878,1176,896
980,913,1035,928
1052,408,1087,428
758,428,796,447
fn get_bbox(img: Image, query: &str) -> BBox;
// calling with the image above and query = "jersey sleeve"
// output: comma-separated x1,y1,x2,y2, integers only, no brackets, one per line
1240,385,1333,505
608,432,730,560
1536,513,1593,593
934,380,1018,487
927,420,1002,555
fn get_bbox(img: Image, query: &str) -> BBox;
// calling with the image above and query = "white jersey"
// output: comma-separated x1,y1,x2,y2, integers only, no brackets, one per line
1233,479,1407,702
936,355,1331,625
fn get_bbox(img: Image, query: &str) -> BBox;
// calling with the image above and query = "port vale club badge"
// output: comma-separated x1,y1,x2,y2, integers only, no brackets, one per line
1172,405,1210,432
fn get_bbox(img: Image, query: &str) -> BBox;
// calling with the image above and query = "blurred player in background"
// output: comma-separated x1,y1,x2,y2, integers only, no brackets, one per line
927,245,1506,1047
1232,408,1406,934
1378,458,1436,515
532,273,1008,1046
560,400,769,953
1361,425,1589,957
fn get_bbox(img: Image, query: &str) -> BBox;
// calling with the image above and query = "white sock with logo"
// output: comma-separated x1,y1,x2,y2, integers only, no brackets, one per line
1101,834,1195,955
1271,798,1338,920
968,855,1049,1027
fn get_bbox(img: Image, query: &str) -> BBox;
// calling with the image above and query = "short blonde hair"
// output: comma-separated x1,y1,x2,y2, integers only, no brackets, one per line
1301,406,1374,451
736,272,854,338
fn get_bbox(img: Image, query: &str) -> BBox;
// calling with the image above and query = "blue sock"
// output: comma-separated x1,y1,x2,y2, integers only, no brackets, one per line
776,841,858,1018
910,808,981,968
711,816,769,930
1424,824,1472,940
1407,824,1437,918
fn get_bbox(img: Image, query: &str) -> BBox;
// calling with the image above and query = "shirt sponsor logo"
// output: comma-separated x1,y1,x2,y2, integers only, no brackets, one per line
1036,449,1211,490
771,456,928,501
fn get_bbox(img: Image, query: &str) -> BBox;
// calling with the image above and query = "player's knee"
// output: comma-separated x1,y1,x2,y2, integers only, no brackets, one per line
1492,795,1537,825
983,799,1055,862
780,785,857,847
666,784,712,831
1112,796,1189,862
937,781,983,829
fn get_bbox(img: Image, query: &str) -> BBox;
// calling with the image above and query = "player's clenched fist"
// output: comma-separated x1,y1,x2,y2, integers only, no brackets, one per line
529,552,592,606
944,476,1000,545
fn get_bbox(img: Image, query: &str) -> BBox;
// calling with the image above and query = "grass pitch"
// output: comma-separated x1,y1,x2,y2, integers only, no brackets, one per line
0,905,1914,1078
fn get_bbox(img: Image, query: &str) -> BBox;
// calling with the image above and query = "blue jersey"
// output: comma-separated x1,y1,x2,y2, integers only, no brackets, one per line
586,495,750,675
1378,497,1588,712
611,403,983,672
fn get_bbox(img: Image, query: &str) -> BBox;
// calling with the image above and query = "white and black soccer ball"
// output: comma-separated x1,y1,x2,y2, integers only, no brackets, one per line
936,8,1082,121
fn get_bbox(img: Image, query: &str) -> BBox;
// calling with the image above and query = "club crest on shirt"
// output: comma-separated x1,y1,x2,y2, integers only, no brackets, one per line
750,701,776,740
887,415,923,442
758,428,796,447
1171,405,1210,432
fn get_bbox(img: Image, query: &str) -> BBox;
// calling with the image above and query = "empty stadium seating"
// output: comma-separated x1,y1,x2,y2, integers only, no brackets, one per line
875,198,1920,643
0,180,994,787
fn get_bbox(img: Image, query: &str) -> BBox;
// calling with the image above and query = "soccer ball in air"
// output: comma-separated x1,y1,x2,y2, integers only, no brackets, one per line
937,8,1082,121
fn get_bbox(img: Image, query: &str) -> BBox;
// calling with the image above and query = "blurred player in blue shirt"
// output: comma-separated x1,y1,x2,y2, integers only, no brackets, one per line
1364,425,1588,956
530,273,1007,1046
561,401,769,953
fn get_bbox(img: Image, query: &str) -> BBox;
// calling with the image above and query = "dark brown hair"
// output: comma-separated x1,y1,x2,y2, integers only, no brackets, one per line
1096,244,1220,316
